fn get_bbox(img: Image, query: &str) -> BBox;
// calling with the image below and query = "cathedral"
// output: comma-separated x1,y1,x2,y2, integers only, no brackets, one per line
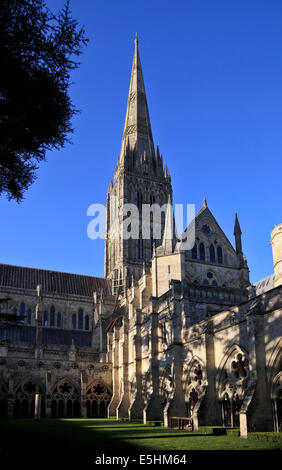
0,37,281,437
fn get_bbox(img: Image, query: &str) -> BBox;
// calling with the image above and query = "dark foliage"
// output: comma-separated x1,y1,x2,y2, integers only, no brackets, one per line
0,0,88,201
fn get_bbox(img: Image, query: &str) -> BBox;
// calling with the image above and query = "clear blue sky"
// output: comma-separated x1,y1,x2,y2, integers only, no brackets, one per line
1,0,281,283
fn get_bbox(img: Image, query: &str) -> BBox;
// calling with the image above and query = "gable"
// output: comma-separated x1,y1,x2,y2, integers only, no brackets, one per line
180,205,239,268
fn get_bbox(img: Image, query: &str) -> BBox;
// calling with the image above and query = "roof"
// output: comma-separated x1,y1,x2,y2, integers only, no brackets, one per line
254,274,275,296
0,263,112,297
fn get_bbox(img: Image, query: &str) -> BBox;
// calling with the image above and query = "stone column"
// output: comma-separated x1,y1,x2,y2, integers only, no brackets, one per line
34,393,41,420
204,321,221,425
192,411,199,431
81,371,87,418
45,371,52,417
143,311,164,423
239,412,248,438
165,297,186,421
128,310,144,421
34,284,43,359
246,313,273,431
7,375,14,419
117,319,130,419
107,327,120,418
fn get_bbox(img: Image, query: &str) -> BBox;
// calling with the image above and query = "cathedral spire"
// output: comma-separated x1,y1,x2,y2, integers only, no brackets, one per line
234,212,243,257
119,36,155,165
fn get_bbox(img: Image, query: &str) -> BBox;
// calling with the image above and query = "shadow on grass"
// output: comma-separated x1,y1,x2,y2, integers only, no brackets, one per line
0,418,143,466
0,418,279,467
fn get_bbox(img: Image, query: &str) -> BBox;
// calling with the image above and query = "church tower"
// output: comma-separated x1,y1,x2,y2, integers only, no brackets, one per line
104,37,172,292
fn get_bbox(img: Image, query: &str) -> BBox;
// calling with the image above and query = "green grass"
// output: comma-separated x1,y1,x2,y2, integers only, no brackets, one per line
0,418,281,466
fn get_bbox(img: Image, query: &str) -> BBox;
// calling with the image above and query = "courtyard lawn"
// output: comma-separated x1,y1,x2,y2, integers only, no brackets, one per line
0,419,281,466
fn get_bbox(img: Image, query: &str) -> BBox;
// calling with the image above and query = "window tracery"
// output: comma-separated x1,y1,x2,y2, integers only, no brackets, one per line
219,348,250,427
86,381,111,418
14,379,44,418
51,379,80,418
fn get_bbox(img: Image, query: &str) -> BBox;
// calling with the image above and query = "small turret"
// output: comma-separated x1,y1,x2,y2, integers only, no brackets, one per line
271,223,282,288
162,193,178,253
164,163,171,181
234,212,243,255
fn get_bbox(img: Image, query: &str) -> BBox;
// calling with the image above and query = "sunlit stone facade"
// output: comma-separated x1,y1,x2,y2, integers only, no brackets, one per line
0,39,281,435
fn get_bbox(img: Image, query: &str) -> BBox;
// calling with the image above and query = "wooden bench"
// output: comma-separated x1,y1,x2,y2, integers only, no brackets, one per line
169,416,194,430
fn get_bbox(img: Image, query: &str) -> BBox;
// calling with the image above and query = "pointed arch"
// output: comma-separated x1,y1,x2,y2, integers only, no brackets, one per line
85,314,90,331
182,356,207,419
20,302,25,320
183,355,206,388
78,308,84,329
51,377,80,418
14,377,45,418
199,243,205,261
50,305,55,327
57,312,62,328
191,243,197,260
267,337,282,384
217,246,223,264
27,308,32,325
216,344,250,400
86,379,112,418
209,245,215,263
43,310,48,326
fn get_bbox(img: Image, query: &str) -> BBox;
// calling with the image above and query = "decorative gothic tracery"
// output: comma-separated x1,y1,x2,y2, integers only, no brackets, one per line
51,378,80,418
86,381,112,418
183,358,207,420
14,378,45,418
218,346,250,427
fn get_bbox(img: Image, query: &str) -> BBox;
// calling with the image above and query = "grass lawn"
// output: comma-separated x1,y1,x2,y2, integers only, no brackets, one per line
0,418,281,466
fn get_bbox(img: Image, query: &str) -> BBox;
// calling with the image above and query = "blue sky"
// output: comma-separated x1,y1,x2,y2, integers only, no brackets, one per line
1,0,281,283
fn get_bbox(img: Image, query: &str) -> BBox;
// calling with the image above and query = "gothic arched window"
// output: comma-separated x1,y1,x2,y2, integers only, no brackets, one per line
72,314,77,330
192,244,197,259
19,302,25,324
43,311,48,327
27,309,32,325
137,191,143,211
199,243,205,261
85,315,90,331
57,312,62,328
50,306,55,327
86,382,112,418
51,379,80,418
78,309,83,330
150,194,155,206
203,279,209,286
209,245,215,263
217,246,223,264
20,302,25,316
